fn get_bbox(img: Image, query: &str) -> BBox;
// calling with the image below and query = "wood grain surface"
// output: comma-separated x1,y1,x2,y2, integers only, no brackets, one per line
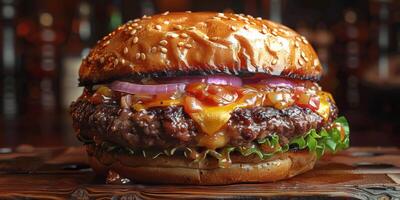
0,146,399,199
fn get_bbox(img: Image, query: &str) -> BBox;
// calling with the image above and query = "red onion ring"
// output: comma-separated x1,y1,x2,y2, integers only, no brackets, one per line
158,75,243,87
258,77,295,88
243,75,296,88
110,75,242,94
110,81,186,95
206,75,243,86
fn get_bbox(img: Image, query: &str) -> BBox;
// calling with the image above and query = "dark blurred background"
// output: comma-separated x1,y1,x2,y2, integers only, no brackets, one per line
0,0,399,147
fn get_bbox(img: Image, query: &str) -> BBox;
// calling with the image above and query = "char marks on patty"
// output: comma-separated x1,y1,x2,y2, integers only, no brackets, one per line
70,98,337,150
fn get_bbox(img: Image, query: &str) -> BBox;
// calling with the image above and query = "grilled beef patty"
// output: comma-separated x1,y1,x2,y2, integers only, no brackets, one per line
70,97,337,150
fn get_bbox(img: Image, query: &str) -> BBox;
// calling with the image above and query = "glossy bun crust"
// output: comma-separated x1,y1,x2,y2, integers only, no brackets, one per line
88,146,317,185
79,12,322,85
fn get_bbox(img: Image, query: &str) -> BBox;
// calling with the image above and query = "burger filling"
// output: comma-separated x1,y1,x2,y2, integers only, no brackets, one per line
70,74,349,167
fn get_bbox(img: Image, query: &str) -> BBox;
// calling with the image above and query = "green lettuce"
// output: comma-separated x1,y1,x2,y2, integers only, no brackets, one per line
287,116,349,158
209,116,350,163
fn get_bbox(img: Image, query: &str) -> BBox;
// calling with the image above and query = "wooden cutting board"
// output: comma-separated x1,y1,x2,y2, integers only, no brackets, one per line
0,146,399,199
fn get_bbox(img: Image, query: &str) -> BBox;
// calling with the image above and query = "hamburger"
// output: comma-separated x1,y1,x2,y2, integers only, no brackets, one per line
70,12,349,185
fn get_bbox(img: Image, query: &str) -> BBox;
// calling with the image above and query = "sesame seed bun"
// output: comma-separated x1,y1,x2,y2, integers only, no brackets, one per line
79,12,322,85
87,145,317,185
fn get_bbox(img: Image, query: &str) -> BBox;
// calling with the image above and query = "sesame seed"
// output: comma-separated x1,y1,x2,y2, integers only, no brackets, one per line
256,17,262,20
210,37,218,41
135,53,140,59
301,36,309,44
133,19,140,22
313,59,320,66
180,33,189,38
162,11,169,15
130,29,137,35
177,42,184,47
247,15,254,19
100,57,105,63
271,30,278,36
301,51,306,59
204,35,209,40
212,16,221,20
250,21,256,25
168,33,179,38
185,11,192,13
217,13,224,17
123,47,129,54
103,40,110,46
127,26,133,30
229,17,237,21
155,25,162,30
137,25,143,29
244,25,249,30
298,58,305,66
261,29,268,34
296,37,302,42
129,64,134,68
262,24,268,29
159,40,168,46
151,46,157,53
239,16,247,21
140,53,146,60
271,58,278,65
231,26,237,31
174,25,182,30
184,43,192,48
295,41,300,48
163,21,170,25
142,15,147,19
114,59,119,65
133,37,139,44
160,47,168,53
121,58,126,65
132,23,138,27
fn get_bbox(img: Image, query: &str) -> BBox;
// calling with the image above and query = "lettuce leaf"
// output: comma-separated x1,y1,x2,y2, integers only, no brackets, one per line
230,116,350,160
288,116,349,158
289,117,350,158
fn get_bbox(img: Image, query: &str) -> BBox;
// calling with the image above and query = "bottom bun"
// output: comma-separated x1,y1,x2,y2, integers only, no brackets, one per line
87,146,317,185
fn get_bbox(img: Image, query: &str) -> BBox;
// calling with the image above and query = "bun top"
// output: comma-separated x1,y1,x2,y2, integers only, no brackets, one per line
79,12,322,85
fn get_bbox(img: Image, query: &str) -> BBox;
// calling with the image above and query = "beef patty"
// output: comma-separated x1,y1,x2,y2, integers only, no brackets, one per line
70,98,336,150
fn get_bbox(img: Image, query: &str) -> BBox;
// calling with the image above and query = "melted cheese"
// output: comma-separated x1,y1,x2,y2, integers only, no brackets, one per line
131,88,333,136
316,91,334,121
191,107,234,135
